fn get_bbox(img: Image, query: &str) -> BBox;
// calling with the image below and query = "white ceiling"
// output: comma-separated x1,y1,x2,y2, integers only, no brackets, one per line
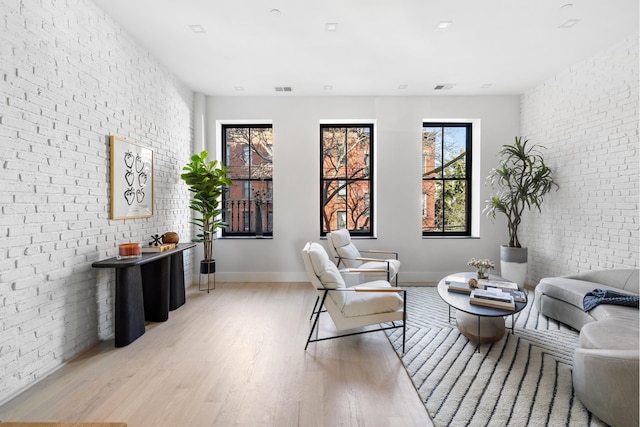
91,0,638,97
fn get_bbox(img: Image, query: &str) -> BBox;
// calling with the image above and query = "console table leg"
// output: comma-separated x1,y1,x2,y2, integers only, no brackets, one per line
169,251,186,310
114,267,146,347
141,257,170,322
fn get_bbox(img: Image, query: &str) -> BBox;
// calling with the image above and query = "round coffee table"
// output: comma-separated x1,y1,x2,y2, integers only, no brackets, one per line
437,272,528,350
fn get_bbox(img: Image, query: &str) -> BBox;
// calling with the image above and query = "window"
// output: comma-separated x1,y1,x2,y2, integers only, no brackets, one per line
422,123,471,236
320,124,374,236
222,124,273,237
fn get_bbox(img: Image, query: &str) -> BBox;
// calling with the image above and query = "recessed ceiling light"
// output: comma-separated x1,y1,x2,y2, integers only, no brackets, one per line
234,86,245,91
434,84,455,90
324,85,333,90
559,19,581,28
436,21,452,30
481,84,492,89
325,23,338,32
270,9,281,17
560,3,573,9
398,84,408,90
189,24,206,34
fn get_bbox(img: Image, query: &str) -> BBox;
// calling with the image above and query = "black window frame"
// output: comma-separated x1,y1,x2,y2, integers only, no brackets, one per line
421,122,472,237
221,123,273,238
320,123,374,238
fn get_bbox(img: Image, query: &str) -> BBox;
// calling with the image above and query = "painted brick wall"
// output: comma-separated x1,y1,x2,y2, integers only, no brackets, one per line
520,36,639,284
0,0,194,403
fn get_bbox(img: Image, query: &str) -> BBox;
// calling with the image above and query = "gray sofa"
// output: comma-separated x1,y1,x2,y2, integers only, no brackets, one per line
535,269,639,427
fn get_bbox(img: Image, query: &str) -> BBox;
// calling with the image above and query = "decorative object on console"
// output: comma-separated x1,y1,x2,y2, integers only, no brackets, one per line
467,257,494,280
149,234,163,246
109,135,153,219
117,243,141,260
484,136,558,287
162,231,180,244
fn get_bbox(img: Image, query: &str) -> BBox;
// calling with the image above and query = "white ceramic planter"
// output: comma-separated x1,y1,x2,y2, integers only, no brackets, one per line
500,245,528,287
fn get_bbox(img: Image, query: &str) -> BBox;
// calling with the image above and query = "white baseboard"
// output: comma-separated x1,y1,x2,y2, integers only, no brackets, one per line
191,271,465,283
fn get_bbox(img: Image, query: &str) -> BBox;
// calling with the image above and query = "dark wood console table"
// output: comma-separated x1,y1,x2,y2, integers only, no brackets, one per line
92,243,196,347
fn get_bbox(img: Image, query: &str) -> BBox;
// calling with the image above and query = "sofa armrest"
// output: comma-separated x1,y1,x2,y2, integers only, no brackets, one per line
573,347,639,427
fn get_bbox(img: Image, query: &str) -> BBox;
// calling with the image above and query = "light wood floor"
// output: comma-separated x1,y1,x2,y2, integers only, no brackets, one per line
0,282,433,427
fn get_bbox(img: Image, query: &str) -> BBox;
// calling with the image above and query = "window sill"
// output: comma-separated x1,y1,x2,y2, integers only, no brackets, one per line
422,236,480,239
220,236,273,240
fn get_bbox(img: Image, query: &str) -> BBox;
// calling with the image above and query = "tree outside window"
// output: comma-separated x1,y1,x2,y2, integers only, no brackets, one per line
222,124,273,237
422,123,471,236
321,124,373,236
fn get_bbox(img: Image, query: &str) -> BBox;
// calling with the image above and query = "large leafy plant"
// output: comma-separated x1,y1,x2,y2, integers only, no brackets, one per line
485,137,558,248
181,151,232,261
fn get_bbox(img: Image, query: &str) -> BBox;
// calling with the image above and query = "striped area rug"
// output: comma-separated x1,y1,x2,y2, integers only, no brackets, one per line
386,285,608,427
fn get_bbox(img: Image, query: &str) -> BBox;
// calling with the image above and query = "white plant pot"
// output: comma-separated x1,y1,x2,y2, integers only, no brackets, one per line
500,245,528,287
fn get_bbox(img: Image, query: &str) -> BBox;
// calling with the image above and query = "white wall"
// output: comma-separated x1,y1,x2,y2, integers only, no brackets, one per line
520,36,639,284
0,0,193,404
204,96,519,282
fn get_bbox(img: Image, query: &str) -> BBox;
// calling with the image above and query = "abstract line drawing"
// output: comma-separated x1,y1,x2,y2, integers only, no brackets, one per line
110,136,154,219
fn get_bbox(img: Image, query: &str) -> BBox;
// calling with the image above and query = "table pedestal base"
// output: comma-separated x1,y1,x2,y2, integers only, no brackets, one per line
456,311,505,345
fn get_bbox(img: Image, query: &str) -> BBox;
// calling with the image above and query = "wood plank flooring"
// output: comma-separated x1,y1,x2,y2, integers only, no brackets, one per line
0,282,433,426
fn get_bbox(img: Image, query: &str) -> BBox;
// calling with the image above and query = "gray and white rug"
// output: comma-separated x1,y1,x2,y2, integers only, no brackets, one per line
385,286,608,427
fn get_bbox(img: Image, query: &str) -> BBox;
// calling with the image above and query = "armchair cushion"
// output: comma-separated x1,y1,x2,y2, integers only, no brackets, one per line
329,229,362,268
306,242,347,307
341,280,403,317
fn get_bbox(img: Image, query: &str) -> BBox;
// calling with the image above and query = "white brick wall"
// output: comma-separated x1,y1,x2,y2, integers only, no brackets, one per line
0,0,194,403
520,36,639,284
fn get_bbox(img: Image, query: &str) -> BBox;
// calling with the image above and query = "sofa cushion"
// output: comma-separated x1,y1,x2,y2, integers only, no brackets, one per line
341,280,403,317
580,319,640,351
589,303,640,324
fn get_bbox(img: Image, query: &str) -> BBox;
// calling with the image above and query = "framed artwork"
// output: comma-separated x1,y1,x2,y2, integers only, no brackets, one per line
110,135,154,219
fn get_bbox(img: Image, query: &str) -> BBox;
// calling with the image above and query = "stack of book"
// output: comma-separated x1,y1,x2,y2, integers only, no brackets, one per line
470,288,516,310
477,279,519,291
446,280,473,294
141,243,176,253
485,286,527,302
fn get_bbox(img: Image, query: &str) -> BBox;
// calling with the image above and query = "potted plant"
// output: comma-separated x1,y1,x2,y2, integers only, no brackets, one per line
181,151,232,282
484,136,558,286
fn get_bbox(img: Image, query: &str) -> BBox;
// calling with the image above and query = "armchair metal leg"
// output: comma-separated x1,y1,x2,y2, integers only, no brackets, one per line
305,290,329,350
309,296,320,320
402,289,407,353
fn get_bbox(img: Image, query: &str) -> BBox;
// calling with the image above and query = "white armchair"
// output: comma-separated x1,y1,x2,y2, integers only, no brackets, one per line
327,229,400,286
301,242,406,352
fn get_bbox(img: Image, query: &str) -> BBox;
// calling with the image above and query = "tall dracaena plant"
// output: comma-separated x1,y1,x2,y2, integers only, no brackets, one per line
181,151,232,262
484,137,558,248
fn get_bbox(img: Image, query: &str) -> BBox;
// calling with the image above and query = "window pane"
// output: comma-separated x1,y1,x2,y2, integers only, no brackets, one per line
443,127,466,178
346,127,371,179
443,180,467,232
422,127,442,179
322,180,347,233
422,180,442,233
345,180,370,232
225,127,250,179
250,127,273,179
322,127,347,179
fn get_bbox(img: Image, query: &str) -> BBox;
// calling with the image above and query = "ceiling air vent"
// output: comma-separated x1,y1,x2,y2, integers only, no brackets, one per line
274,86,293,92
